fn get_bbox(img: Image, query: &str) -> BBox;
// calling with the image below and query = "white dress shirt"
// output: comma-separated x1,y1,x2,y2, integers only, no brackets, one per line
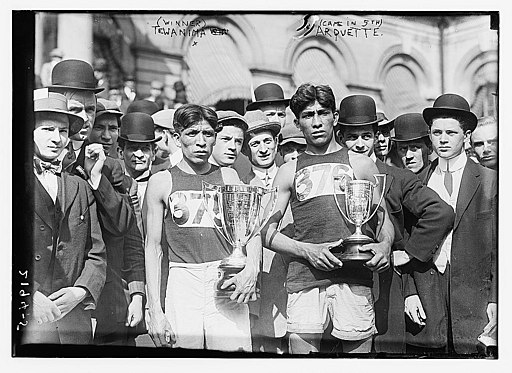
127,169,151,206
34,163,59,203
252,163,278,188
427,151,467,273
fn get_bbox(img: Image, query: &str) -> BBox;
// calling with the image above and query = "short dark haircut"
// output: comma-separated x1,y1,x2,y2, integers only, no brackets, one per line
216,119,247,135
289,83,336,118
430,114,471,132
173,104,218,134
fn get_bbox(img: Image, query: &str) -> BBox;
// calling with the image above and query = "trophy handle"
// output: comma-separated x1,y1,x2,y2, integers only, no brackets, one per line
333,175,354,225
202,181,232,245
249,186,279,241
364,174,387,224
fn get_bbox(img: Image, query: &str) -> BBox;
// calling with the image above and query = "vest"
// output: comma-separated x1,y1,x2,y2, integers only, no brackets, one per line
164,165,231,263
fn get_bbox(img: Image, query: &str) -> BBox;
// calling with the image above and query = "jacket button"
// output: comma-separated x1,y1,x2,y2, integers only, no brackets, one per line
39,225,45,231
35,254,41,261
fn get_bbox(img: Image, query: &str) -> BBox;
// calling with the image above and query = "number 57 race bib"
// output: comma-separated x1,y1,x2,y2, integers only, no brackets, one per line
294,162,352,202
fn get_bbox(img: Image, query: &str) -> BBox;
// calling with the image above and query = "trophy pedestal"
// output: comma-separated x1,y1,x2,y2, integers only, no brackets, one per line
215,259,245,298
334,234,374,262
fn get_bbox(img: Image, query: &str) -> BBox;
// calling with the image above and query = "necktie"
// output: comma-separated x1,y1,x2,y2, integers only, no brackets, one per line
264,170,270,188
444,163,453,196
34,157,61,175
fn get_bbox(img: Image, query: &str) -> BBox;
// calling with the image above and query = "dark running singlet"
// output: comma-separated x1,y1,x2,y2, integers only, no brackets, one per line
287,147,374,293
164,165,231,264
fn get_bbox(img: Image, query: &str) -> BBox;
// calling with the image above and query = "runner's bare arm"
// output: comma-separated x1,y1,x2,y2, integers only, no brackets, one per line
144,171,175,346
261,161,343,270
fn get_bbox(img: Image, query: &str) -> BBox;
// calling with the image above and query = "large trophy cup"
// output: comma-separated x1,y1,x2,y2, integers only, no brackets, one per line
332,174,386,261
202,182,278,297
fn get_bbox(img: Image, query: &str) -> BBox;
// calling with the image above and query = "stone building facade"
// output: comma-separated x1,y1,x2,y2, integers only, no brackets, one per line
35,12,498,118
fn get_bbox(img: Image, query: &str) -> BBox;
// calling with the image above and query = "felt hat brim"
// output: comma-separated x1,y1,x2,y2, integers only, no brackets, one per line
246,98,290,111
423,107,477,132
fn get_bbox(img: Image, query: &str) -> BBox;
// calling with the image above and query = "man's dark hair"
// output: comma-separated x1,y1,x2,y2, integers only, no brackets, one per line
289,83,336,118
173,104,218,134
430,114,471,132
216,119,247,135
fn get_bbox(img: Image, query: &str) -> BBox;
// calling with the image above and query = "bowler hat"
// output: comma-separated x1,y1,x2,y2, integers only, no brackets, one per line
126,100,160,116
119,113,162,143
392,113,430,142
96,98,123,118
246,83,290,111
152,109,176,130
216,110,248,132
33,89,84,136
278,123,306,146
49,59,104,93
423,93,477,132
338,95,382,126
377,112,393,128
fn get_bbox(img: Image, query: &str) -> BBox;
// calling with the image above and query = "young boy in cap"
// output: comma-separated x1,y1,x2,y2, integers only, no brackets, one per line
210,110,248,169
151,109,182,173
406,93,497,355
337,97,454,353
278,122,307,163
144,104,260,351
393,113,432,175
261,85,395,354
24,90,106,345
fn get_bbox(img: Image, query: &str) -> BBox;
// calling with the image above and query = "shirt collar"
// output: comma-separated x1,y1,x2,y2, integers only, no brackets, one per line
252,163,278,179
437,151,467,173
369,152,377,163
126,168,151,183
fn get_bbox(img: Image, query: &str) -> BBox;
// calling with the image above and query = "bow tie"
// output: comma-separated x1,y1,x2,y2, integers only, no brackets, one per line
34,157,61,175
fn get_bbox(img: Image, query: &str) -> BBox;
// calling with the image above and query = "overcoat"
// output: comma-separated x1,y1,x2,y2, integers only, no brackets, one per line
372,159,454,353
406,158,497,354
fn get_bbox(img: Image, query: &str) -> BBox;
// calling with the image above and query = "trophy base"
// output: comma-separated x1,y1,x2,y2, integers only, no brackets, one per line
215,262,245,298
332,234,375,262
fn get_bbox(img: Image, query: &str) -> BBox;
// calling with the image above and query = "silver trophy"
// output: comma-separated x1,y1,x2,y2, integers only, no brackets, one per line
332,174,386,261
202,182,278,297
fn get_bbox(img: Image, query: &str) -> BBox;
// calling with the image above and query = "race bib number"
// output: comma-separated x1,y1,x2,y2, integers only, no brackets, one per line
294,163,352,201
168,190,219,228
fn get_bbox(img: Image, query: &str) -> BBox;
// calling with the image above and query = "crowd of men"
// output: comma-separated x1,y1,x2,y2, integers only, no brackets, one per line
25,58,497,357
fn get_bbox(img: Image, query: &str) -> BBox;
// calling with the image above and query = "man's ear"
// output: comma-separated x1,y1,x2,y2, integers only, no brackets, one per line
117,146,124,160
173,132,182,148
293,118,300,129
464,130,472,142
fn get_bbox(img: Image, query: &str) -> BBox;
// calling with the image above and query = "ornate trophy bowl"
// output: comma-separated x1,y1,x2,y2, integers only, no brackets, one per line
202,182,278,298
333,174,386,261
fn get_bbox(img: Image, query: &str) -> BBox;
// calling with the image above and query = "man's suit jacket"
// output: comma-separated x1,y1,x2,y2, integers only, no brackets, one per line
63,144,143,337
26,173,107,344
407,158,497,354
94,174,146,339
372,159,454,353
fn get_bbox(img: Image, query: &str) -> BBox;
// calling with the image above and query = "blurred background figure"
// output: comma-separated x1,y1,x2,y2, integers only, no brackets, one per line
39,48,64,87
124,75,137,103
145,80,167,110
172,80,188,109
471,116,498,171
94,58,110,99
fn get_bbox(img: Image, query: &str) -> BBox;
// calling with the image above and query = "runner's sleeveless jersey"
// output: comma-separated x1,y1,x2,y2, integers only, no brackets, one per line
288,147,373,293
164,165,231,263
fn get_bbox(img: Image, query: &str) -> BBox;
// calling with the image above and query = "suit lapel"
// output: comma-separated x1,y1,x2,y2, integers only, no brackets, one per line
34,176,54,230
454,161,480,230
376,159,393,197
59,172,79,217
